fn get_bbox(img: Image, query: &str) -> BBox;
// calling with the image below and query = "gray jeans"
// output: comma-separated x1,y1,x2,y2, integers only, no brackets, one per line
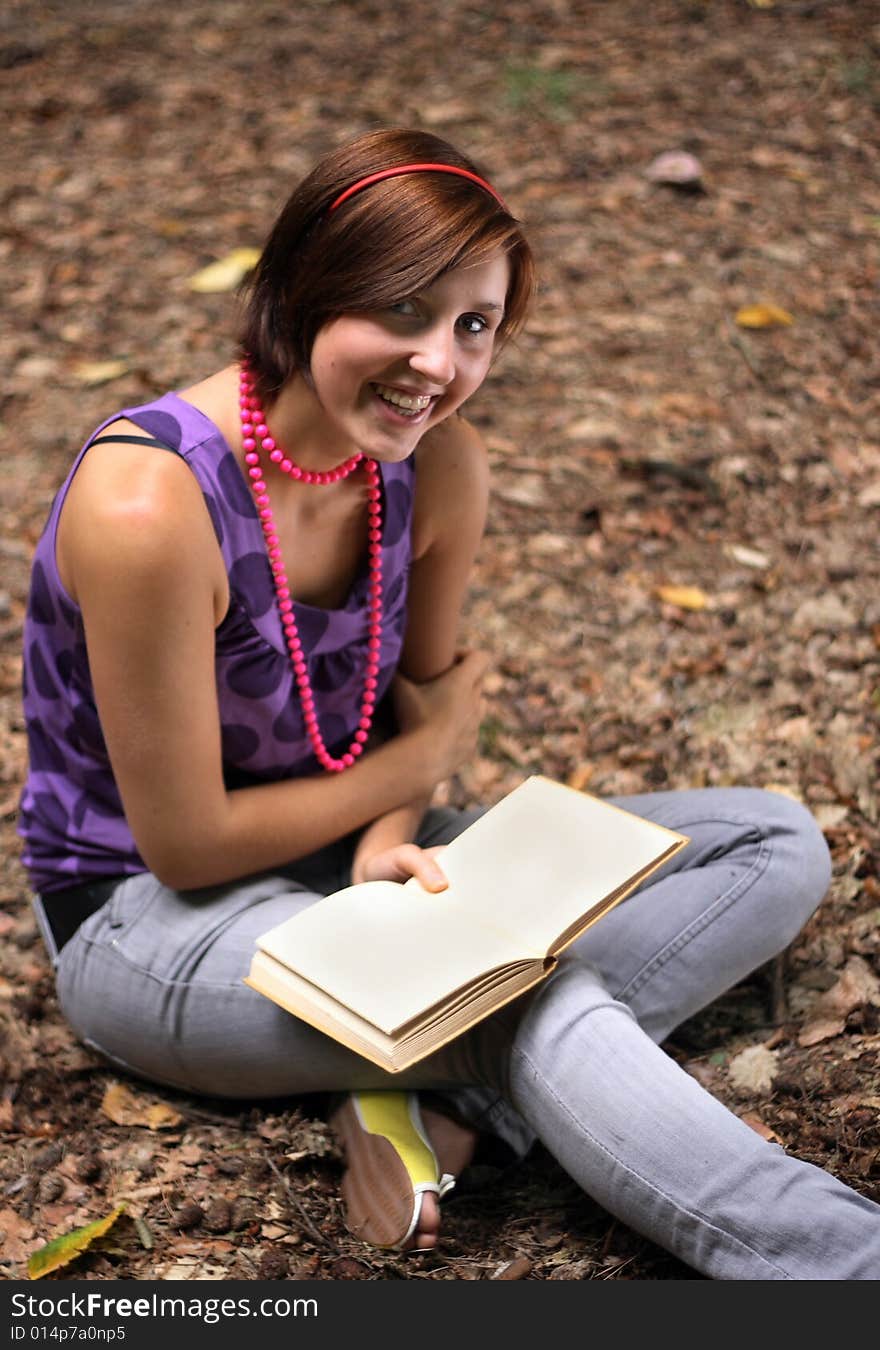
42,786,880,1278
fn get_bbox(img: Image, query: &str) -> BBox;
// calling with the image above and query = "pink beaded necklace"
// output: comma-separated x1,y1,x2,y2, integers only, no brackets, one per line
238,362,383,773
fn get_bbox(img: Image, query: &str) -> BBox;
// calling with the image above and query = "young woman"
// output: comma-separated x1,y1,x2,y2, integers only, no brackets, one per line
19,129,880,1278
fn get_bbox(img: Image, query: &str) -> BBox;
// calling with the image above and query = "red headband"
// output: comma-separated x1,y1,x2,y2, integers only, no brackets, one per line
328,163,508,213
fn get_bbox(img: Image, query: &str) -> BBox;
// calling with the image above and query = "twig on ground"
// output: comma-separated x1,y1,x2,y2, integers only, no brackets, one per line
262,1151,335,1251
725,315,764,383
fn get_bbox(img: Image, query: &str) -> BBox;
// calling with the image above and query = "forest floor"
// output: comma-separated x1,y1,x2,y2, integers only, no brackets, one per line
0,0,878,1282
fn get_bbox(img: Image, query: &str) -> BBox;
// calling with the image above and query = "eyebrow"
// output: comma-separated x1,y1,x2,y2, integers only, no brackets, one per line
474,301,505,313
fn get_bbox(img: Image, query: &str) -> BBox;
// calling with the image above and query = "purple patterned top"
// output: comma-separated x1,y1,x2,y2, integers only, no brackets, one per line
18,392,414,894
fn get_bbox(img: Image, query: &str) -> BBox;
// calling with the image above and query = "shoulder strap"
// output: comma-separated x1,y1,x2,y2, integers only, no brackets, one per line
88,434,179,453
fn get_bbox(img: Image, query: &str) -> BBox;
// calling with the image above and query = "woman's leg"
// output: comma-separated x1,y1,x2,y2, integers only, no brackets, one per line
53,789,880,1275
53,868,393,1097
50,786,830,1098
51,851,507,1101
508,960,880,1279
412,786,834,1154
50,854,495,1254
498,787,880,1278
571,785,832,1038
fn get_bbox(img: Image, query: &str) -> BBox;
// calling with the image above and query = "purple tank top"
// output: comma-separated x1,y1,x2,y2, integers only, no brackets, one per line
18,392,415,894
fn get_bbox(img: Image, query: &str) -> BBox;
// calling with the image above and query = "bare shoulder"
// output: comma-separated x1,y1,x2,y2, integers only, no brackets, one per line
415,413,489,479
58,417,223,603
412,415,490,556
65,418,202,536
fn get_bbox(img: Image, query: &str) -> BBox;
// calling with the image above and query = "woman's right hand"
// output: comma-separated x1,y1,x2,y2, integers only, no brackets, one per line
392,649,489,781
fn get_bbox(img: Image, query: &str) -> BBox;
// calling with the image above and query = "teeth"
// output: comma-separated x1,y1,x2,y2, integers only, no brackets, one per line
374,384,432,413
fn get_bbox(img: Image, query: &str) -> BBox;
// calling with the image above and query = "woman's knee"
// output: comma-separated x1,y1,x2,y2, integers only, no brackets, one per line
712,788,826,966
736,787,831,932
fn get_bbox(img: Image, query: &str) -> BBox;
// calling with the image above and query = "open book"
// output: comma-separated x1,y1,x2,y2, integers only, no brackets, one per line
244,776,688,1073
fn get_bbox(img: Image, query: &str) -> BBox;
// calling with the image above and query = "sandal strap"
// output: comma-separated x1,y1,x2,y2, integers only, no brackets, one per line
352,1091,441,1189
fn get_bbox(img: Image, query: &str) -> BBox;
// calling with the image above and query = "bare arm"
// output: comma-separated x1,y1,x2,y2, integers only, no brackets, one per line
350,416,491,885
59,440,481,891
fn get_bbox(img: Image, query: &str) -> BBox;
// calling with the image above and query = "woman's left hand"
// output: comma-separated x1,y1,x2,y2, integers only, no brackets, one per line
353,843,449,891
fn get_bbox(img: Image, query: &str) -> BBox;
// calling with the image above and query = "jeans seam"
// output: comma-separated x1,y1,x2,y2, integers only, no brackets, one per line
513,1043,793,1279
614,814,772,1006
64,931,254,992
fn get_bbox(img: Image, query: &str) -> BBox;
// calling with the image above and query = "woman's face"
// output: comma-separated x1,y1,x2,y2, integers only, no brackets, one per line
306,249,510,462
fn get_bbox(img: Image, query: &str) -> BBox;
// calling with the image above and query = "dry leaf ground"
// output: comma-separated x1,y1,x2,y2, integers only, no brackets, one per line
1,0,878,1281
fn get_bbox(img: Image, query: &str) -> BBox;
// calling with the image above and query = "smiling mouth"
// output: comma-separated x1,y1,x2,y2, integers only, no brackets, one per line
372,383,434,416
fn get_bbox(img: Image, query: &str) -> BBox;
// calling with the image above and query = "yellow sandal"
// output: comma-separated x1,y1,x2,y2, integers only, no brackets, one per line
330,1091,460,1249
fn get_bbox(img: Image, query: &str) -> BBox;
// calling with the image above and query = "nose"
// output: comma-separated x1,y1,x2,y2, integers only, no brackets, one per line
408,323,456,387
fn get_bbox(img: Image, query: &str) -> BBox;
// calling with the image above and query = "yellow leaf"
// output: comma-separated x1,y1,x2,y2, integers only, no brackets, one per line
101,1080,183,1130
71,359,131,386
655,584,709,611
734,303,794,329
565,764,594,792
187,247,261,293
28,1203,127,1280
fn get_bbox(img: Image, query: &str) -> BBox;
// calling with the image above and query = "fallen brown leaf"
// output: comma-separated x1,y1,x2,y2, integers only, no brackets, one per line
739,1112,781,1143
798,1016,847,1047
491,1256,532,1280
835,1094,880,1114
101,1081,183,1130
815,957,880,1016
813,803,850,831
0,1205,36,1267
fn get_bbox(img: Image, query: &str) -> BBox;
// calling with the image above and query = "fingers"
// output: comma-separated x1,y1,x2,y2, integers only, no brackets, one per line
390,651,489,779
359,843,450,891
419,846,450,891
402,844,449,893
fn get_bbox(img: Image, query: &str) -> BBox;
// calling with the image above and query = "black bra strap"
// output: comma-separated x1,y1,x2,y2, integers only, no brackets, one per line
89,434,178,453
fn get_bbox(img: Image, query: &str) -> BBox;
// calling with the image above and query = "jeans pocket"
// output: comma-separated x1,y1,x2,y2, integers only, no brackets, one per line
86,872,166,955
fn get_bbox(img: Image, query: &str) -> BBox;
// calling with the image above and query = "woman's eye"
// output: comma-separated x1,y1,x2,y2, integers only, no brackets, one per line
459,313,488,336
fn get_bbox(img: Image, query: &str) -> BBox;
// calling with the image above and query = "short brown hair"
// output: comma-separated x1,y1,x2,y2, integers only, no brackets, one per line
238,128,535,403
